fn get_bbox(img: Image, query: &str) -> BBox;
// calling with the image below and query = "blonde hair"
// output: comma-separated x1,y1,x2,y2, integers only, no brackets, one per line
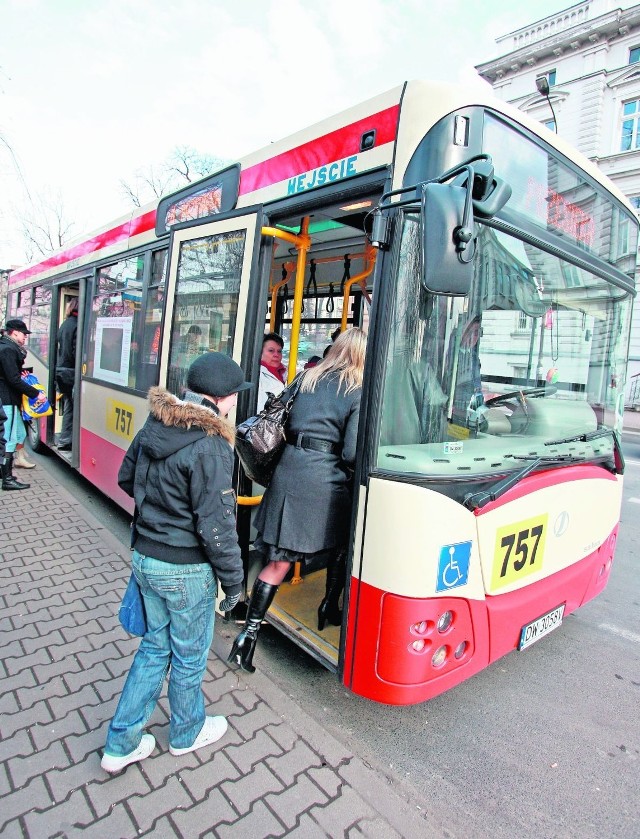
300,327,366,395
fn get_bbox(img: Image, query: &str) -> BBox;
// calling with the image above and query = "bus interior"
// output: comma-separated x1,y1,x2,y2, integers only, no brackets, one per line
240,187,382,670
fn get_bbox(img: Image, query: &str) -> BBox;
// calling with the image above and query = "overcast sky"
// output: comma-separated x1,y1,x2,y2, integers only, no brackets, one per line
0,0,614,267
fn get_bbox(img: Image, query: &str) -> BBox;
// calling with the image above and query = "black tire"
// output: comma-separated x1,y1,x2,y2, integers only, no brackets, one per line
25,418,45,453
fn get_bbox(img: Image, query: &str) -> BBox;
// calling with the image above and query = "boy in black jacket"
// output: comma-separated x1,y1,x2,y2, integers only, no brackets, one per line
101,353,251,774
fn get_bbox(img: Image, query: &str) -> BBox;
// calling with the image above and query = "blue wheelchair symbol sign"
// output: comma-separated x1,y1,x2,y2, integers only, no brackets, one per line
436,541,471,592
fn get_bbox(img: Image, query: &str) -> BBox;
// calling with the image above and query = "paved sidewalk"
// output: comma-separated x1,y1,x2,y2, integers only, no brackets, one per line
0,466,430,839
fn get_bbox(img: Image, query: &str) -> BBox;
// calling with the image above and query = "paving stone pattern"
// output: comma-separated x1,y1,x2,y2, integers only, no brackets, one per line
0,467,430,838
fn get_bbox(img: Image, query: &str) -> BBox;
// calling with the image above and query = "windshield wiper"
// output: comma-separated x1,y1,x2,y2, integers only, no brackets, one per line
543,427,625,475
463,455,584,511
544,427,613,446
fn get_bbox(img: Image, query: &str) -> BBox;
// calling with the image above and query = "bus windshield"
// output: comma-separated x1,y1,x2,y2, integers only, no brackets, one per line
484,113,638,274
376,215,633,480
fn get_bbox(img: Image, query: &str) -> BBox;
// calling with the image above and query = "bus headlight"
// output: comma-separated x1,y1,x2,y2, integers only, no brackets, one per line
437,611,453,633
432,645,447,667
454,641,468,659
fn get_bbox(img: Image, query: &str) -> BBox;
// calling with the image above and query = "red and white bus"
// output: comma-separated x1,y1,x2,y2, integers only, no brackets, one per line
7,80,636,705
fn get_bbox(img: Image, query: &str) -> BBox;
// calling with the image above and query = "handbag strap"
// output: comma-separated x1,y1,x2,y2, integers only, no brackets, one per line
282,372,304,410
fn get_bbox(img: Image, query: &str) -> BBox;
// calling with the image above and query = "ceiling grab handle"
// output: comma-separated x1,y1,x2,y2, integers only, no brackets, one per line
340,244,377,332
306,259,319,320
269,261,294,333
340,254,351,295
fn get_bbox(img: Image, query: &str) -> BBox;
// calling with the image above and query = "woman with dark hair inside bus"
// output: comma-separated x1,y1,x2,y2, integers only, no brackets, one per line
228,327,366,673
257,332,286,412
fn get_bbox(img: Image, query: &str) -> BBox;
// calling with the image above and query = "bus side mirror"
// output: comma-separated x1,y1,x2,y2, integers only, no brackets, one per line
421,182,474,296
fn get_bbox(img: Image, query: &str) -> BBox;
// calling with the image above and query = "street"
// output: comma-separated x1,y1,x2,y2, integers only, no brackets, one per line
33,436,640,839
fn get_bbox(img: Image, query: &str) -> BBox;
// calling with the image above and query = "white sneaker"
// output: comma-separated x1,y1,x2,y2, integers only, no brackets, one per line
169,715,228,756
101,733,156,773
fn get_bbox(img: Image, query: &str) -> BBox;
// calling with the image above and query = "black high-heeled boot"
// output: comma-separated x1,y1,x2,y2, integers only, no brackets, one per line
1,454,30,491
317,550,346,631
227,579,278,673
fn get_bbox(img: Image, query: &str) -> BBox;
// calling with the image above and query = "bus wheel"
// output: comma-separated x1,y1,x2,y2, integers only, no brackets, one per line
26,418,45,453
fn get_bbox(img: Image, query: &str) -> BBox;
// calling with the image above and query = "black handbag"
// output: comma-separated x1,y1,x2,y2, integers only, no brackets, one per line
235,375,303,485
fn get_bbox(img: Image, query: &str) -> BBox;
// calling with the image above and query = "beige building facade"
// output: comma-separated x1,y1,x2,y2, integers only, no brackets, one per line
476,0,640,398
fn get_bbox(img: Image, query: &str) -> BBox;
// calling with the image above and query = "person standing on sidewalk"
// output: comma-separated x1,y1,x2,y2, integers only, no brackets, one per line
0,319,48,490
0,397,6,462
55,297,78,452
15,368,38,471
101,352,251,774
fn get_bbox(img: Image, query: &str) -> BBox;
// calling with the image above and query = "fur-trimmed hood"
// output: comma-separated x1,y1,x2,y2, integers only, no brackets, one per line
139,386,235,461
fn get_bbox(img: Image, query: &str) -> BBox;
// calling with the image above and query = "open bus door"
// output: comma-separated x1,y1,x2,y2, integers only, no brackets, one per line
29,279,87,467
240,209,382,674
160,205,266,594
160,206,265,394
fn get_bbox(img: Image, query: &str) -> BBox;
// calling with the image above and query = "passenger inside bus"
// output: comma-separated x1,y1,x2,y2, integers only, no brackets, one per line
379,289,448,446
257,332,286,411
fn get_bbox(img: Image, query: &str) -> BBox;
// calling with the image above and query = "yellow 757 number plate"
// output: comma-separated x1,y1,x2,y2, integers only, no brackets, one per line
491,514,548,591
106,399,135,441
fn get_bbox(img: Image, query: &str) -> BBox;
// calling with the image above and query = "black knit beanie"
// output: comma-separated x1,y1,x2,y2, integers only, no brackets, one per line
187,352,252,397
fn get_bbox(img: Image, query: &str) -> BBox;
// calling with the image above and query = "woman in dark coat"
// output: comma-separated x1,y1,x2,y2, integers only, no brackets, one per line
228,327,366,673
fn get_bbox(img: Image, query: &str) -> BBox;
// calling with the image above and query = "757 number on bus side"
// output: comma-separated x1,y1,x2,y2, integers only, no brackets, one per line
106,399,135,441
491,514,548,590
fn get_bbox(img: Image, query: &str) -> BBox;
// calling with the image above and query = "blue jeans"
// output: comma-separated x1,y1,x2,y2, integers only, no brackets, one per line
2,406,26,453
105,551,216,756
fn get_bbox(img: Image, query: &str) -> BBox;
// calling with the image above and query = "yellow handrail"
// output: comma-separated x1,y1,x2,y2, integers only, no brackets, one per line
340,245,376,332
237,495,262,506
262,222,311,381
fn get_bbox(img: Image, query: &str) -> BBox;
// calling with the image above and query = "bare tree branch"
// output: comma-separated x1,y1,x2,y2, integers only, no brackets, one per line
120,146,228,207
119,178,142,208
17,189,75,261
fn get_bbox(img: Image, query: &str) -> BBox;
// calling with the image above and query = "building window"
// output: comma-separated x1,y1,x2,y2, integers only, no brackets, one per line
630,196,640,211
543,118,556,132
546,69,556,86
629,47,640,64
562,263,582,288
610,207,631,259
620,99,640,151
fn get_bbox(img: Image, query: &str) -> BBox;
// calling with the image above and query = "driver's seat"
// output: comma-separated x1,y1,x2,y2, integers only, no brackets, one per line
479,407,512,435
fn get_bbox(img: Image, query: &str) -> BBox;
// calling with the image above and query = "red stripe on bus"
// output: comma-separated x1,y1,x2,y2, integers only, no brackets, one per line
9,210,157,286
10,104,400,286
239,104,400,195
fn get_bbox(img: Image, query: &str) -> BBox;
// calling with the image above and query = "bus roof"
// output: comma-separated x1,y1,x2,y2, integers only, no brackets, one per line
8,79,636,288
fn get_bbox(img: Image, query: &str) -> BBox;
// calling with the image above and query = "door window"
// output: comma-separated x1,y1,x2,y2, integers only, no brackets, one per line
167,229,247,396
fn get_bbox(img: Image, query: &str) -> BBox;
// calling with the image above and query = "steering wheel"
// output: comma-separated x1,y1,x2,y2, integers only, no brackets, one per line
484,385,557,407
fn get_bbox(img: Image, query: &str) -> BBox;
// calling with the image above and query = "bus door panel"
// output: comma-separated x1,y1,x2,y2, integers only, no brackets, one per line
161,207,265,409
51,280,87,468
